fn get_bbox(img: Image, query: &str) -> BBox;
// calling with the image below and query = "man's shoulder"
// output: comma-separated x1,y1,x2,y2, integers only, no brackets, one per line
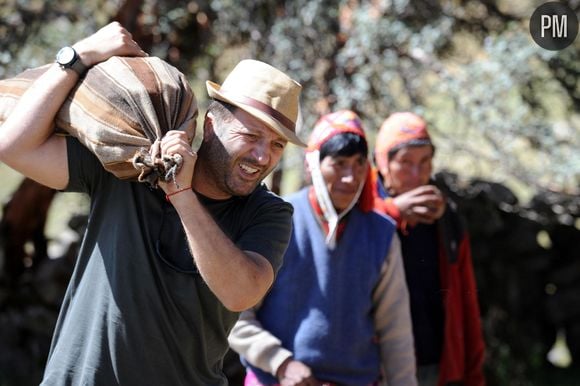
246,184,293,212
249,183,280,199
248,183,284,202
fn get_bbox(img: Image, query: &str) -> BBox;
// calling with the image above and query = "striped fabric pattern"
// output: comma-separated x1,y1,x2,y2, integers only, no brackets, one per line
0,56,200,185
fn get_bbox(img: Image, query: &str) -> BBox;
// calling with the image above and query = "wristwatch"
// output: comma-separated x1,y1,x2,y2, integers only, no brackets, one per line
55,46,87,76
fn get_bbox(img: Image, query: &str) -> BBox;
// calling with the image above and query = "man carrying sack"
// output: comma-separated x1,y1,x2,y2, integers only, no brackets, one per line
0,22,304,385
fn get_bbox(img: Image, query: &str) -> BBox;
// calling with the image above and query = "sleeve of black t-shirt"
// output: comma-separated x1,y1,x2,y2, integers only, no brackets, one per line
235,189,294,275
63,136,105,195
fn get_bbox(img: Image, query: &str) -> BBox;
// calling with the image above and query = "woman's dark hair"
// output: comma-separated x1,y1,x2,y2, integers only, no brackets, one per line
319,132,368,161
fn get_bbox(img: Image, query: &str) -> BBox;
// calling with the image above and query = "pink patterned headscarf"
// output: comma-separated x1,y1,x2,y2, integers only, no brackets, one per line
307,110,366,152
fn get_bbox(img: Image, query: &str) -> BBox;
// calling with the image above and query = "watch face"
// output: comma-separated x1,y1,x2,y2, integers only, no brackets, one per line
56,47,76,65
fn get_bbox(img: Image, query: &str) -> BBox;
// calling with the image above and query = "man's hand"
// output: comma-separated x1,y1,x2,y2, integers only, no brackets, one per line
158,130,197,196
392,184,446,226
73,21,148,68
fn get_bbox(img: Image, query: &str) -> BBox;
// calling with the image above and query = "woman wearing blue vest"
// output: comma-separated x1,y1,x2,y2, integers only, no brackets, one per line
228,110,417,386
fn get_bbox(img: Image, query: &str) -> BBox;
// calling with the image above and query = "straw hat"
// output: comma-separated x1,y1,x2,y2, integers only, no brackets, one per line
206,59,305,147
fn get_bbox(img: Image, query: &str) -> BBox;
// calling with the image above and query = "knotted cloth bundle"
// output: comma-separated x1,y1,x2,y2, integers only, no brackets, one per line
0,56,200,186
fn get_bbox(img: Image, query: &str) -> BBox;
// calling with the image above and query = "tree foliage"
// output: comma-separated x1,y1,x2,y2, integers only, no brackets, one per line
208,0,579,198
2,0,577,196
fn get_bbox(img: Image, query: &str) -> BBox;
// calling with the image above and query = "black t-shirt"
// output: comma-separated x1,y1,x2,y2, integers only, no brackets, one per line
41,137,293,385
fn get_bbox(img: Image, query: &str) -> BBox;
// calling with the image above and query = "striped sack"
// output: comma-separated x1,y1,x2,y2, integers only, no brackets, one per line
0,56,200,186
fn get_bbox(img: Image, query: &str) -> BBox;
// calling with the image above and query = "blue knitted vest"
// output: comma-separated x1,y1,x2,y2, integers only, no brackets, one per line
248,188,396,385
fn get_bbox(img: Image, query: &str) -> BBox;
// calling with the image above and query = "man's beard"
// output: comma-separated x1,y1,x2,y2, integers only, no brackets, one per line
201,133,265,197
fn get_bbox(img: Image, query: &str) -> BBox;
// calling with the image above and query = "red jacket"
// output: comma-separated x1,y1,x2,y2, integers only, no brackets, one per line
372,169,486,386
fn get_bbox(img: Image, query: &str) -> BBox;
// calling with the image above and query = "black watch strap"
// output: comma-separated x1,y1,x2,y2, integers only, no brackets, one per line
69,57,87,76
55,46,87,76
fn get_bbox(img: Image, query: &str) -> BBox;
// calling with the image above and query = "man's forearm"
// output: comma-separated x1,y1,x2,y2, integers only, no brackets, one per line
0,22,147,189
170,191,274,311
0,64,78,189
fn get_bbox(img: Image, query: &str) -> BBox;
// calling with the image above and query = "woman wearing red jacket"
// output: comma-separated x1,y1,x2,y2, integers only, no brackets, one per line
372,112,486,386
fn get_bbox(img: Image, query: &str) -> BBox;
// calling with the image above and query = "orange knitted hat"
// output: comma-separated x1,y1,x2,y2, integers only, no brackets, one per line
374,112,432,171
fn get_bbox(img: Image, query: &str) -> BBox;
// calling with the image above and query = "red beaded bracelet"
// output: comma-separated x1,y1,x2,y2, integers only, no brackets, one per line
165,186,192,202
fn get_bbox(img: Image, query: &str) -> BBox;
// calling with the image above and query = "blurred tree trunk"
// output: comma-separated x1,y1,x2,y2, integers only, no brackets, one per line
0,178,56,281
113,0,154,52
